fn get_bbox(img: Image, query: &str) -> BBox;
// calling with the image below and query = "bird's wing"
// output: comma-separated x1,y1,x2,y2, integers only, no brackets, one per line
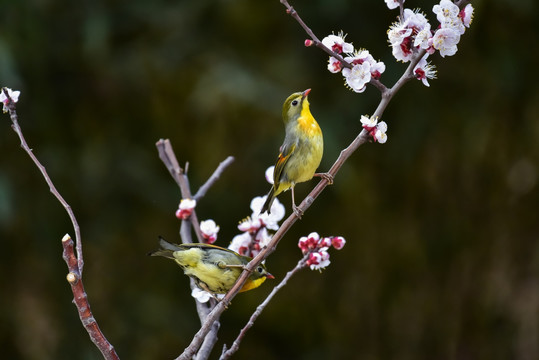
179,243,245,257
274,142,296,184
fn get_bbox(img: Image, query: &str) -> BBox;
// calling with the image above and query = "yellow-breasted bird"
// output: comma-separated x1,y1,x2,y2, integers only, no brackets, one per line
261,88,331,216
149,237,274,294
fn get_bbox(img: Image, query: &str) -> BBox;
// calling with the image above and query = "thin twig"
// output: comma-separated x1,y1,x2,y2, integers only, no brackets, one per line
190,286,219,360
2,88,84,272
194,318,220,360
2,88,119,360
280,0,352,70
220,257,308,359
455,0,471,8
194,156,235,201
156,139,204,242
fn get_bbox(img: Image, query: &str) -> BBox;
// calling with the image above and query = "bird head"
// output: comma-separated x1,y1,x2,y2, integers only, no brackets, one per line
240,263,275,292
282,88,311,125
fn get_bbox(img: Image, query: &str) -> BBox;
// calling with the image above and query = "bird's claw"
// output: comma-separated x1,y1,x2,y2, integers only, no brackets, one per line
293,205,303,219
315,172,334,185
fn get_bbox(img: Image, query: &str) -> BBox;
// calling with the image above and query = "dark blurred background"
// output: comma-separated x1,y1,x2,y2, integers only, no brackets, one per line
1,0,538,359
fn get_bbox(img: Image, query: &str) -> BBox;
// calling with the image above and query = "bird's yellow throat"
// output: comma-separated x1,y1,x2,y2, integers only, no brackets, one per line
297,98,321,136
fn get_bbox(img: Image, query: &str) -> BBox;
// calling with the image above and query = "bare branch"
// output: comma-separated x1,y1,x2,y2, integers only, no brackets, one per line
62,235,120,360
175,298,228,360
399,0,405,20
194,319,220,360
194,156,235,201
220,257,308,359
2,88,85,273
156,139,204,242
2,87,119,359
455,0,471,8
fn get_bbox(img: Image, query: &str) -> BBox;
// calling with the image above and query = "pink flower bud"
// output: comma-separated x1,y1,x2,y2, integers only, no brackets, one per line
331,236,346,250
304,39,314,47
319,237,332,248
176,198,196,219
175,208,193,220
307,252,321,266
203,235,217,244
298,237,310,254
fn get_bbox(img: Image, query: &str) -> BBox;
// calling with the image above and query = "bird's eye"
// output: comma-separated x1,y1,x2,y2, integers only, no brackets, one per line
257,267,263,273
291,100,298,106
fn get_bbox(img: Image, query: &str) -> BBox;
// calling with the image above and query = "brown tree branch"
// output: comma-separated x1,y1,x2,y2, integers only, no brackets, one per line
194,318,220,360
2,88,119,360
2,88,85,272
220,256,308,359
156,139,204,243
63,235,120,360
194,156,235,201
455,0,471,8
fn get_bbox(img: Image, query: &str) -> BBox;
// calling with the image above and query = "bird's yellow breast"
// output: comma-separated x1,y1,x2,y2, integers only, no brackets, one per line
297,99,322,137
240,277,267,292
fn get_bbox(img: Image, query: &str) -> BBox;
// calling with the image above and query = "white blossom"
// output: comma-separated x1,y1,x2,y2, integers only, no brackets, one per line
460,4,474,28
342,62,371,93
191,288,212,303
414,55,437,87
0,88,20,112
265,166,274,184
307,250,331,271
175,198,197,219
432,28,460,57
200,219,220,243
327,56,343,73
321,32,354,54
360,115,378,129
228,232,252,256
384,0,403,10
251,195,285,229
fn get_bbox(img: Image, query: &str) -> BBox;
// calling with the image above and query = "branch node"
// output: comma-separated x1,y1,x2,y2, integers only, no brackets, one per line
66,272,79,284
82,315,97,327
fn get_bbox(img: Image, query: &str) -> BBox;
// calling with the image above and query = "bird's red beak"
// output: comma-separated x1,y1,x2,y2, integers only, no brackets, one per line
302,88,311,98
266,273,275,279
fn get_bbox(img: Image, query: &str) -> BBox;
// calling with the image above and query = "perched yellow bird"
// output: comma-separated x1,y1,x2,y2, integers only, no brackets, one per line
149,237,274,294
261,88,330,216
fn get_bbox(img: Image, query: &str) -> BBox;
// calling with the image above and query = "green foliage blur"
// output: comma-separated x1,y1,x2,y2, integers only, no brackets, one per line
1,0,538,359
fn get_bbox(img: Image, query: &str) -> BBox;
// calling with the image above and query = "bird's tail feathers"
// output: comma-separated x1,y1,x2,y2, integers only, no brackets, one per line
147,236,180,259
260,187,275,214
